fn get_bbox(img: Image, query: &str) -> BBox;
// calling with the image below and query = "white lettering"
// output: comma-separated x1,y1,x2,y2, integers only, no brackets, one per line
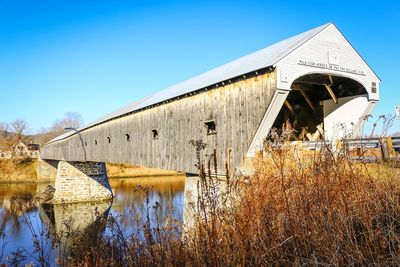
298,59,365,76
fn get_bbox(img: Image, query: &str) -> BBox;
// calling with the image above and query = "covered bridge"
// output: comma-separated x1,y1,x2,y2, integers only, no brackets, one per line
40,22,380,202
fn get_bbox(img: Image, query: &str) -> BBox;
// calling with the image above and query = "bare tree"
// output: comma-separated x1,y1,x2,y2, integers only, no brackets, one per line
0,119,31,158
11,119,31,142
51,112,83,133
36,112,84,145
64,112,83,129
0,122,11,151
35,127,53,145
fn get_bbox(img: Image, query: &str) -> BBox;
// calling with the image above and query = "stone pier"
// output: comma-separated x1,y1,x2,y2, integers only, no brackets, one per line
36,157,58,182
54,160,113,203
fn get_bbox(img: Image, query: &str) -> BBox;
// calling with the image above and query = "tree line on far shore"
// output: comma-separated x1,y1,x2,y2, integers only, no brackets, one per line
0,112,83,158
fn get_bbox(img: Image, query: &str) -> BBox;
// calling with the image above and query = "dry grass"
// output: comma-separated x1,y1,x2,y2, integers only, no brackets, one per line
230,145,400,265
106,163,183,178
2,140,400,266
58,141,400,266
0,158,37,182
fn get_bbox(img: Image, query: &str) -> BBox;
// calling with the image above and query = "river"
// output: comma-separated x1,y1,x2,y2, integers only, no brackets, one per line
0,176,197,265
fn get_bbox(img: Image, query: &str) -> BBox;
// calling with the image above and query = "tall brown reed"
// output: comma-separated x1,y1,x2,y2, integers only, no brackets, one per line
2,134,400,266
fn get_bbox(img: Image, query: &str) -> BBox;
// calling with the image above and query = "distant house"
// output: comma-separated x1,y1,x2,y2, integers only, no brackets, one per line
0,141,40,159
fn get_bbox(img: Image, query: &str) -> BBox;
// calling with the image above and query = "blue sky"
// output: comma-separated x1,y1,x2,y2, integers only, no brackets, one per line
0,0,399,134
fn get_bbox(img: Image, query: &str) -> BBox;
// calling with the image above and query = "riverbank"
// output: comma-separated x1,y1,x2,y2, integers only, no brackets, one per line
0,158,183,183
0,158,37,183
106,163,183,178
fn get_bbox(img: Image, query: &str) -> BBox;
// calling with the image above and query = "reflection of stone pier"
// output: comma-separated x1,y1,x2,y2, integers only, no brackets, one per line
183,176,231,230
183,177,199,229
39,200,112,257
40,201,112,234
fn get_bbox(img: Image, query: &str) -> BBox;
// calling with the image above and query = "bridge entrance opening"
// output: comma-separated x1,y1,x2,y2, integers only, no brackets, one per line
271,74,368,141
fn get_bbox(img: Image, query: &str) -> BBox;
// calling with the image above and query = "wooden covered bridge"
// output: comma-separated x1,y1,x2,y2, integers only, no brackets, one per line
39,22,380,202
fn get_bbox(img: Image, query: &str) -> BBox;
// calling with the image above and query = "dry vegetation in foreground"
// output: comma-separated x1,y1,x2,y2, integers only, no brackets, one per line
2,137,400,266
0,158,37,182
67,141,400,266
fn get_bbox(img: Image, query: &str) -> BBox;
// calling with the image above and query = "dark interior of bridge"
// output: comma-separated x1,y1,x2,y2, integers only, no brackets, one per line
271,74,368,141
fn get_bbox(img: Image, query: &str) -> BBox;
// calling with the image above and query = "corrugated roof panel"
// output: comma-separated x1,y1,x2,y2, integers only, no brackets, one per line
47,23,330,143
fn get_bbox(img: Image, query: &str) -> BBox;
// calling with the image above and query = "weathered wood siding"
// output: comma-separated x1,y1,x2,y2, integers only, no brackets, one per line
41,71,277,174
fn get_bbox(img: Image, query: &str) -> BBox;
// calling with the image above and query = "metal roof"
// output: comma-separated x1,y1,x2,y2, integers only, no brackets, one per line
46,22,331,144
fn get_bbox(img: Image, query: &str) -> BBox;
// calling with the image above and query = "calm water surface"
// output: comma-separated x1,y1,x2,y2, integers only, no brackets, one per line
0,176,193,265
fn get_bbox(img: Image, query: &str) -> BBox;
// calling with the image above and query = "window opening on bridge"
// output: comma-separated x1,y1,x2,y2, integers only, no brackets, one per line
205,120,217,135
94,139,98,145
371,82,377,94
107,137,111,143
152,129,159,140
125,134,130,142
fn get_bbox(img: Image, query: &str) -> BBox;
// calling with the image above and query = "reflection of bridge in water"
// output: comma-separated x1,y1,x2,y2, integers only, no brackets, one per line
39,200,112,257
39,201,111,235
0,176,203,236
109,176,185,236
37,176,186,248
0,176,192,264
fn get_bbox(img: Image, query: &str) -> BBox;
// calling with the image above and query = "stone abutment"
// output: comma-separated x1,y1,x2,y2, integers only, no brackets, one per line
53,160,113,203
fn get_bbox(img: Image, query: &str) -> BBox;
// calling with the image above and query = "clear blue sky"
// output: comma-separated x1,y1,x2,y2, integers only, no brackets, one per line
0,0,399,134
